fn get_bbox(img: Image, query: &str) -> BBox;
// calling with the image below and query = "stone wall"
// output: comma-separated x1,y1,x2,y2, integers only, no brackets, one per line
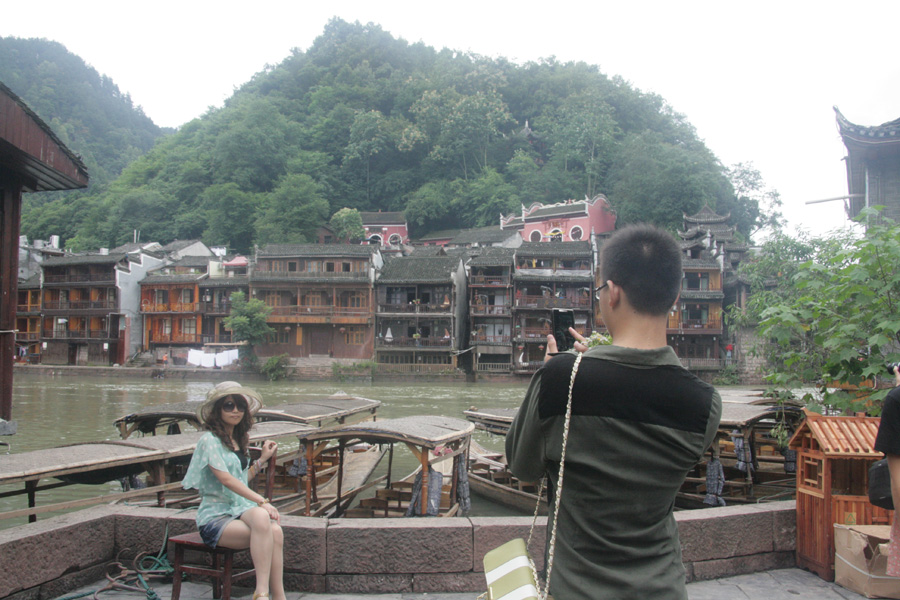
737,325,769,385
1,502,797,598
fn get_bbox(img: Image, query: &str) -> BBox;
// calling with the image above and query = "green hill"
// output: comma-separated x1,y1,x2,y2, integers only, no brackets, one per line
7,20,764,253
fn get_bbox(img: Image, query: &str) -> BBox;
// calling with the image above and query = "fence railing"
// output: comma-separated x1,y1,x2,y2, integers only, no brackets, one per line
377,303,452,314
471,305,510,316
268,305,371,317
44,300,118,311
472,335,511,344
252,270,369,280
476,362,512,372
42,329,111,340
16,304,41,312
44,273,115,283
148,333,231,344
375,363,455,374
668,319,723,330
680,358,726,369
515,296,591,309
470,276,510,286
15,332,40,341
376,337,452,348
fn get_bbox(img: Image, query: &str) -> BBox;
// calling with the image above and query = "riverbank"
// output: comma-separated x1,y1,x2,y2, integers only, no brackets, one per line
2,501,797,598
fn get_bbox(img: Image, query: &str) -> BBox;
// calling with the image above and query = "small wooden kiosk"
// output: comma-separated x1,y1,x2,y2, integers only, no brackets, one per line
789,410,891,580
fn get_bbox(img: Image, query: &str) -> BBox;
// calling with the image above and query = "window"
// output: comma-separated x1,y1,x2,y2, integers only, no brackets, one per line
529,230,542,242
182,319,196,335
180,289,193,303
326,262,335,272
344,327,365,345
288,262,298,272
549,229,563,242
570,226,583,241
161,319,172,335
369,234,383,245
389,233,402,245
154,289,168,304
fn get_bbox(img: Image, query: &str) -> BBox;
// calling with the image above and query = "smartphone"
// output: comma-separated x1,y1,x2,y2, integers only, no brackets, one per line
552,309,576,352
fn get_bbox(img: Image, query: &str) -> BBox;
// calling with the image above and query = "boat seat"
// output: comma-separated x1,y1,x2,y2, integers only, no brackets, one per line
170,532,255,600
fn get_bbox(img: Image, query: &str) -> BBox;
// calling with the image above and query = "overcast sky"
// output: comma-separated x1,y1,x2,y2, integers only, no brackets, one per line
3,0,898,238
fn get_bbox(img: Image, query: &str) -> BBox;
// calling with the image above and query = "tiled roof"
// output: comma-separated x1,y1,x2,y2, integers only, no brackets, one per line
679,289,725,301
514,273,593,283
789,410,881,457
524,203,587,221
516,241,592,258
451,226,518,245
257,244,376,258
201,277,250,288
411,246,446,257
378,256,460,284
416,229,460,242
169,256,211,268
683,258,720,269
361,211,406,225
18,274,40,288
470,247,515,267
683,205,730,225
141,273,208,285
836,107,900,146
42,253,127,267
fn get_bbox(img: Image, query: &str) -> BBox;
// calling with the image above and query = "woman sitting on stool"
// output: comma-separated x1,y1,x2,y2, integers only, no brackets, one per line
182,381,284,600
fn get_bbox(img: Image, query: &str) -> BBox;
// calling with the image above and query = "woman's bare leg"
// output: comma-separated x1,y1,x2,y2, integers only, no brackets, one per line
269,523,286,600
217,508,273,597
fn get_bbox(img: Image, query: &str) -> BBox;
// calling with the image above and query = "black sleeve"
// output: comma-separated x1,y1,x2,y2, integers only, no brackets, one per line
875,387,900,455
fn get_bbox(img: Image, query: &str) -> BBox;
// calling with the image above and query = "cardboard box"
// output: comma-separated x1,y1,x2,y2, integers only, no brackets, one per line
834,524,900,599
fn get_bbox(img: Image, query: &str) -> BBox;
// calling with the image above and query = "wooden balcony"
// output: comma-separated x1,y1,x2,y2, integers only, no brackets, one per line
375,363,456,374
269,305,371,318
198,301,232,315
471,304,511,316
472,335,511,344
476,362,512,372
375,336,452,348
44,300,118,311
667,318,723,332
514,296,591,309
252,270,369,281
149,333,233,345
43,272,115,284
16,303,41,313
470,275,511,286
377,303,452,314
141,301,198,313
15,331,40,342
42,329,113,340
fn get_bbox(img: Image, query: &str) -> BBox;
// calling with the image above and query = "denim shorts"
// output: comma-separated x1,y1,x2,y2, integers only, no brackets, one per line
198,514,238,548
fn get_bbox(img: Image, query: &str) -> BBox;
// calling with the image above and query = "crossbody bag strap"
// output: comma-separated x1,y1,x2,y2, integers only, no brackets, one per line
525,351,582,600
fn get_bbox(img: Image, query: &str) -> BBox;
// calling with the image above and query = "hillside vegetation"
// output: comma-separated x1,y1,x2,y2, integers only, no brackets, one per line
5,20,768,253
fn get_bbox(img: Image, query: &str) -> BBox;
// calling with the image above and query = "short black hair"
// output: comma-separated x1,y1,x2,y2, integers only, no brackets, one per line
599,224,682,315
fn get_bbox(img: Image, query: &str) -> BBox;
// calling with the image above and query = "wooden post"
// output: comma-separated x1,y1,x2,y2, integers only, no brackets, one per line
419,445,429,516
25,480,36,523
334,439,345,517
0,178,23,423
304,443,314,516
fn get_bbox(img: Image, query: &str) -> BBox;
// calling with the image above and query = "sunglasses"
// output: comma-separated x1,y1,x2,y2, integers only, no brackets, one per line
594,282,609,300
222,399,247,413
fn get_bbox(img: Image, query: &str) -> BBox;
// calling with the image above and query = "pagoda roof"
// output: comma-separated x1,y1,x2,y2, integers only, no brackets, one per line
377,256,460,284
257,244,376,258
683,205,730,225
835,107,900,150
516,241,592,258
360,211,406,225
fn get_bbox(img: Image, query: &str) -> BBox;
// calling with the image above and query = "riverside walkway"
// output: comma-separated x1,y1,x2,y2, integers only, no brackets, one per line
64,568,868,600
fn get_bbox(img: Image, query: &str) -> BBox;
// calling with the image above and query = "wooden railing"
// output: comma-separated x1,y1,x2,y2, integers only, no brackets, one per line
375,337,452,348
470,276,510,286
44,273,115,283
15,332,40,341
514,361,544,373
680,358,726,369
472,335,511,344
375,363,455,373
515,296,591,309
42,329,111,340
44,300,118,311
148,333,232,344
471,304,510,316
253,270,369,280
476,362,512,372
268,305,371,317
668,319,723,330
377,303,452,314
16,303,41,312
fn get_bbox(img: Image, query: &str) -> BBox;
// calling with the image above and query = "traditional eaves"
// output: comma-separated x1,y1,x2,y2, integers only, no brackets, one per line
161,239,201,253
683,205,730,225
523,203,587,221
835,107,900,149
416,229,460,242
470,247,515,267
257,244,377,258
360,211,406,225
515,241,592,258
141,273,208,285
377,256,460,284
202,276,250,288
683,258,721,269
18,274,40,288
410,246,446,257
450,226,517,245
680,289,725,301
42,253,128,267
167,256,211,268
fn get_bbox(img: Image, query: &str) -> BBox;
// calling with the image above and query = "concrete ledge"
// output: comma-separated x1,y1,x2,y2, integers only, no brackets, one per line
0,501,798,596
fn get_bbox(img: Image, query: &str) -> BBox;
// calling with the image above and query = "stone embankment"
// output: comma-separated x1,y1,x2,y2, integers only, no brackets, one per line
0,502,796,598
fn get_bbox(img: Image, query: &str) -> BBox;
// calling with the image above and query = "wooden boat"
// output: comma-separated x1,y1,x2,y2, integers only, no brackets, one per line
468,440,546,515
0,421,309,523
114,393,381,439
292,415,475,518
464,395,808,511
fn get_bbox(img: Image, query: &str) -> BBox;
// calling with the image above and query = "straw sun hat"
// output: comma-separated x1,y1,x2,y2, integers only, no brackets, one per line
198,381,263,423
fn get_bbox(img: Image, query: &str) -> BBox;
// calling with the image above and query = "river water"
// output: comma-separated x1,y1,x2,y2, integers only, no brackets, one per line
2,372,533,528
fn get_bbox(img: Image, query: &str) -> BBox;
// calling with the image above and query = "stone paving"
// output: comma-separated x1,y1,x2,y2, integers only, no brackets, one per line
61,568,871,600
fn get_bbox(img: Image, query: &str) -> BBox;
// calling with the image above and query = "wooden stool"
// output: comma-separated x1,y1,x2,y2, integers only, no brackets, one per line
170,532,255,600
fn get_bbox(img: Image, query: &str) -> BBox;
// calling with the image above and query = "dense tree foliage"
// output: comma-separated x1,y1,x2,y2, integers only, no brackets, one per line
0,37,168,245
741,210,897,415
7,20,772,250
